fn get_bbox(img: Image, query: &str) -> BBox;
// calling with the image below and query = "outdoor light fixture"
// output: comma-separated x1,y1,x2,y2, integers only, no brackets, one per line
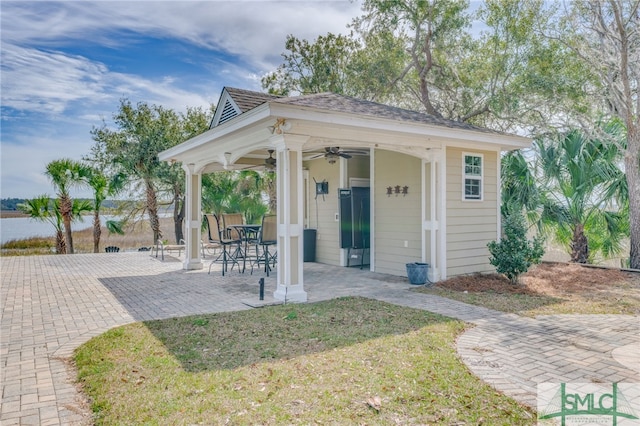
268,118,290,135
326,152,338,164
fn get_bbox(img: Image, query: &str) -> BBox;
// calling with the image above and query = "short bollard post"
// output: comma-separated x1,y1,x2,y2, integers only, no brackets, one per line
259,278,265,301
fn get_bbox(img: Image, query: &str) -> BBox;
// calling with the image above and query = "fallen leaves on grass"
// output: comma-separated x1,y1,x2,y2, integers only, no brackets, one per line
366,395,382,411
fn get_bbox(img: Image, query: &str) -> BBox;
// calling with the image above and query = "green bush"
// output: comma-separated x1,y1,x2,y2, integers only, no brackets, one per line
488,213,544,284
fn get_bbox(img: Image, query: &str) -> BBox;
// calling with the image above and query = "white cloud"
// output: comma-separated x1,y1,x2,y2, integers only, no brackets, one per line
1,42,214,114
1,44,111,113
2,1,361,70
0,0,363,198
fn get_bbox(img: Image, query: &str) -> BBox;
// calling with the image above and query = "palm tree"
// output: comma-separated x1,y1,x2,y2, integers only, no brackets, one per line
45,159,91,254
87,169,126,252
501,150,539,222
19,196,93,254
18,196,65,254
534,125,627,263
201,171,269,223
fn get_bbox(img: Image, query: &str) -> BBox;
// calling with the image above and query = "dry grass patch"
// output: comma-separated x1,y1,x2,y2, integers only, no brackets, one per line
418,263,640,316
75,297,534,425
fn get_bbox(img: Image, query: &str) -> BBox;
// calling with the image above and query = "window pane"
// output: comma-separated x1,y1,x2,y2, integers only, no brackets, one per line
465,178,481,199
464,155,481,176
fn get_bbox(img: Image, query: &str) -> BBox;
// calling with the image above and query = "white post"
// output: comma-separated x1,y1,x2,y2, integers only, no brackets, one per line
273,135,308,302
182,163,203,270
438,149,447,280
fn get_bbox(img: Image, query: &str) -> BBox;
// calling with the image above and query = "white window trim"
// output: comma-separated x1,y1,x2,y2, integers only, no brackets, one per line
462,152,484,201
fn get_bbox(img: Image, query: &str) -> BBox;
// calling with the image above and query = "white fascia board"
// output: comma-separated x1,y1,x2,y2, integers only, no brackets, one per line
269,103,531,151
159,104,273,162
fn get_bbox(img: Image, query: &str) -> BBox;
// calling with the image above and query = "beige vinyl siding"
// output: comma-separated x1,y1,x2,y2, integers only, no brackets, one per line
446,147,499,277
304,158,341,265
374,150,422,276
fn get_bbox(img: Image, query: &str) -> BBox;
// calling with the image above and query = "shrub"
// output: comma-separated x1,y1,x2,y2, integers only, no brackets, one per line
488,213,544,284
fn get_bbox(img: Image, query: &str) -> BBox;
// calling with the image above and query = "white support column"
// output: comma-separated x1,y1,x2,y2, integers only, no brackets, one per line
273,135,308,302
339,156,347,267
182,163,203,270
369,148,375,271
423,151,440,282
438,149,447,280
496,150,502,240
430,157,438,281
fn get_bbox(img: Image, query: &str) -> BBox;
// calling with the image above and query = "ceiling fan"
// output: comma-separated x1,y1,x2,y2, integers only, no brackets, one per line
264,149,276,170
310,147,368,164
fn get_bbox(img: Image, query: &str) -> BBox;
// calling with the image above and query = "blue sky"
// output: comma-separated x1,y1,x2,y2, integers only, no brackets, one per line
1,1,362,199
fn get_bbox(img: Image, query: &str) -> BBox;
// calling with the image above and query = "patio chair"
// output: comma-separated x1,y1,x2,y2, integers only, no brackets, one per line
252,214,277,276
221,213,244,240
204,214,240,276
153,239,185,261
105,246,120,253
201,214,223,259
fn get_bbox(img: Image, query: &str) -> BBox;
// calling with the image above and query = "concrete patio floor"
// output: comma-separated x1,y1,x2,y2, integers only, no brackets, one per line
1,251,639,425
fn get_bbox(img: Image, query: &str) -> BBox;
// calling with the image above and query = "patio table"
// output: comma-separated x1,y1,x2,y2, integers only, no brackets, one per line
227,224,261,273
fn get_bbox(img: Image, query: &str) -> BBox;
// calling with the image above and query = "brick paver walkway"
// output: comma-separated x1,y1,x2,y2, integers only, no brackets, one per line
1,252,638,424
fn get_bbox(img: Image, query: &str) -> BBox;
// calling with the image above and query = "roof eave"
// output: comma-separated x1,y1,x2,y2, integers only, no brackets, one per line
268,102,532,151
159,103,272,163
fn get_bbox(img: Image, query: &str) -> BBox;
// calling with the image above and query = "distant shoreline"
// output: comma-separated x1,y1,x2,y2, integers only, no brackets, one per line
0,211,28,219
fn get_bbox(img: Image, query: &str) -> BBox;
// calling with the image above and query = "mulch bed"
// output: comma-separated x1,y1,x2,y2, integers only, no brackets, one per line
436,262,638,296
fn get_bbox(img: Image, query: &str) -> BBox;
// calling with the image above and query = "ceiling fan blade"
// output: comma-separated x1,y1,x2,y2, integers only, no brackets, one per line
341,150,369,155
307,153,326,159
339,153,352,159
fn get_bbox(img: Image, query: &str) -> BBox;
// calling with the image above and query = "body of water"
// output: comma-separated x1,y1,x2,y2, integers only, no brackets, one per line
0,216,117,245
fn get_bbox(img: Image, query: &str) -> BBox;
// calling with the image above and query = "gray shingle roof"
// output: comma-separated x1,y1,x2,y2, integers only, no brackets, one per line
273,92,498,134
224,87,281,113
223,88,500,135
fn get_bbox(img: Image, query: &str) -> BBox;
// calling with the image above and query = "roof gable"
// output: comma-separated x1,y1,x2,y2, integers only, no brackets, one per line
210,87,280,128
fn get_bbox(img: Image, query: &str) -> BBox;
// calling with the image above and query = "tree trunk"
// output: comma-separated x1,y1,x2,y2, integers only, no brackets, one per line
93,209,101,253
625,126,640,269
145,179,162,244
267,173,277,213
173,193,185,244
570,223,589,263
56,230,66,254
60,194,74,254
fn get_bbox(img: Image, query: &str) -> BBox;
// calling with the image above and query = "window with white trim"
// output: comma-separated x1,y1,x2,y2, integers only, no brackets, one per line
463,153,483,200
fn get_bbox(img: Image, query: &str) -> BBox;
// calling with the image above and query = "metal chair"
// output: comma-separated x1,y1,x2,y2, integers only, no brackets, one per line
253,214,277,276
204,214,240,276
153,239,185,260
221,213,244,239
201,214,223,259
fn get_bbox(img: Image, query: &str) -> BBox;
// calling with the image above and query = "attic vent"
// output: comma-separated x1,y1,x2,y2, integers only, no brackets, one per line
218,100,239,125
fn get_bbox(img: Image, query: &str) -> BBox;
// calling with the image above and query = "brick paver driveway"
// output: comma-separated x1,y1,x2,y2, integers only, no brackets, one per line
1,252,638,424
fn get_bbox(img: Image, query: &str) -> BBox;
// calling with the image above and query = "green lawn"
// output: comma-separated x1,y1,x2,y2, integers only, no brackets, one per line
75,297,534,425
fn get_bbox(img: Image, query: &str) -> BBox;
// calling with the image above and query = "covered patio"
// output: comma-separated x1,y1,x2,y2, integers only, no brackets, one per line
159,88,531,303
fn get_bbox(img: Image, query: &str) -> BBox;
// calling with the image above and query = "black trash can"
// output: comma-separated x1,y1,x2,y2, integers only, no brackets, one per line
304,229,317,262
406,262,429,285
